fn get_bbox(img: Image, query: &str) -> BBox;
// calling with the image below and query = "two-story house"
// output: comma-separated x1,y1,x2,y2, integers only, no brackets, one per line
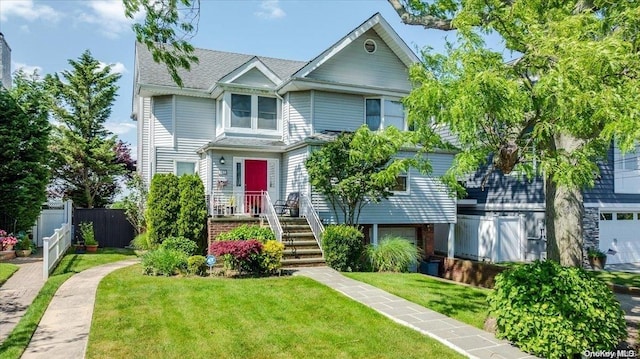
132,13,458,256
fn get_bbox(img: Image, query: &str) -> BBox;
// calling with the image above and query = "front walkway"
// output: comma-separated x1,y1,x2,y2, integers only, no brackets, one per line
21,258,138,359
295,267,537,359
0,250,45,343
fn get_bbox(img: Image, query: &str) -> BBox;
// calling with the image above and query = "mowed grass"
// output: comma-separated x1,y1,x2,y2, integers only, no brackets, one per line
0,248,137,359
345,272,490,329
0,263,19,287
88,265,465,359
52,247,135,276
590,270,640,288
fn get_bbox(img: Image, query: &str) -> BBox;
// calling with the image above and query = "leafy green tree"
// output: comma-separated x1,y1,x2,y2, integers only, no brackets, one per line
177,174,207,249
119,173,148,235
146,173,180,244
123,0,199,87
393,0,640,266
0,71,51,232
305,126,411,226
47,50,129,208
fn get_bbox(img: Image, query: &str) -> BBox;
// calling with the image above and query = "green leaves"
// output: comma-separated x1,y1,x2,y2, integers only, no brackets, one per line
305,126,409,225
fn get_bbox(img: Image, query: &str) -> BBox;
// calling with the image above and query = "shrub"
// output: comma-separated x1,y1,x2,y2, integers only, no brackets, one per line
78,222,97,245
141,248,187,276
160,236,199,256
177,174,207,248
146,173,180,245
130,232,155,250
322,225,364,272
216,224,275,243
210,240,263,274
261,240,284,274
487,260,627,359
367,236,419,272
187,255,207,276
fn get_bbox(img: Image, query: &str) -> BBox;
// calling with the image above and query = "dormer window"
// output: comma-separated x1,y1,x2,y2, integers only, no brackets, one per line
226,92,280,132
365,98,406,131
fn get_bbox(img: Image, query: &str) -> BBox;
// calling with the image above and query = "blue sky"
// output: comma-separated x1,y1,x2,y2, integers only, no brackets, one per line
0,0,505,159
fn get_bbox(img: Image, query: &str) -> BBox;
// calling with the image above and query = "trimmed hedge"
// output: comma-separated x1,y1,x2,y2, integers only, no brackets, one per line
322,225,364,272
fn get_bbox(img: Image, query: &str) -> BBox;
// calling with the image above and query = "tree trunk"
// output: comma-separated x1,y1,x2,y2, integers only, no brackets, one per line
544,179,584,267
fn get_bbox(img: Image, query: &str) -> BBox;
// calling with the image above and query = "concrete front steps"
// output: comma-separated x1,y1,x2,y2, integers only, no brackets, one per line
279,217,325,268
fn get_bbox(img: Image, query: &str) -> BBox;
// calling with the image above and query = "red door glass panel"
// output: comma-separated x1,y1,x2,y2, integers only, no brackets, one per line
244,160,267,214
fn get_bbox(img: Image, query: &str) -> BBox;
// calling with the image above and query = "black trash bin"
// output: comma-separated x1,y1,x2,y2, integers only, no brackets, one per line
419,259,440,276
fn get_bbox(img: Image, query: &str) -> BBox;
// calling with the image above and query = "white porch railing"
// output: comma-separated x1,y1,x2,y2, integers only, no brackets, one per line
262,192,283,242
300,193,324,254
43,200,73,280
210,192,264,217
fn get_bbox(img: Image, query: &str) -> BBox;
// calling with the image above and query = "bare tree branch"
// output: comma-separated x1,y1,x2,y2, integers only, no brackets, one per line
387,0,455,31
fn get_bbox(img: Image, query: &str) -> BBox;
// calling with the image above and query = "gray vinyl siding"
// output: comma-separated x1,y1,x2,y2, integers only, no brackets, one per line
175,96,215,152
583,145,640,204
306,29,411,92
152,96,173,148
231,68,275,88
281,147,309,201
312,151,456,224
141,97,152,184
464,167,545,205
313,91,364,133
287,91,312,144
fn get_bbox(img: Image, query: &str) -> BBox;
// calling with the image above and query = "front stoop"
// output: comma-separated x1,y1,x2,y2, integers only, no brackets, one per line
280,217,325,268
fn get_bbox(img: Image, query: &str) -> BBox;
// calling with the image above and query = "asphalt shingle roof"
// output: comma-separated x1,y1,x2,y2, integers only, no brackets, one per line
136,43,308,90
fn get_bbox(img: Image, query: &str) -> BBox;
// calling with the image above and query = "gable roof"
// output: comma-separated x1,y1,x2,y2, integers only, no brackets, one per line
134,13,418,95
135,42,307,91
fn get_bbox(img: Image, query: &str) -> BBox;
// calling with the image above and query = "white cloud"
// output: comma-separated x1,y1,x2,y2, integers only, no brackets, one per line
12,62,43,76
105,121,136,136
98,61,128,75
0,0,62,22
20,24,30,33
255,0,285,20
77,0,141,39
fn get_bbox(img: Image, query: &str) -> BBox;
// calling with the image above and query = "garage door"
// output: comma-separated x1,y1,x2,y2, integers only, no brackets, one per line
599,211,640,264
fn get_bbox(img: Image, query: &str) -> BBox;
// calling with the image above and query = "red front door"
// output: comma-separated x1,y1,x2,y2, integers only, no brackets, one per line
244,160,267,214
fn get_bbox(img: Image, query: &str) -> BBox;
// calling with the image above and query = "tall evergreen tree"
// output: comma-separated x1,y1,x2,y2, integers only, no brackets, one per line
0,70,51,232
177,174,207,249
47,50,127,208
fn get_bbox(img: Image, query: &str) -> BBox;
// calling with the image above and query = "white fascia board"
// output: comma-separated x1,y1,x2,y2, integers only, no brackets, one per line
584,203,640,209
372,17,419,65
474,203,546,211
277,78,409,98
138,83,211,98
219,57,281,86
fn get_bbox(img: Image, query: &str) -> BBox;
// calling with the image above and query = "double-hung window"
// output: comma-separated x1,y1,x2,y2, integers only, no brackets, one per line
365,98,406,131
229,93,278,131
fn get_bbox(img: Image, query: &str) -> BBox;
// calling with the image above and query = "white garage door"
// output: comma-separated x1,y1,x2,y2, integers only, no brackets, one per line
599,211,640,264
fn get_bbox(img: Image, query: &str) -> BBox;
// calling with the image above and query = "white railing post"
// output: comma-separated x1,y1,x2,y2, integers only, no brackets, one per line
299,193,325,254
42,236,50,279
262,192,283,242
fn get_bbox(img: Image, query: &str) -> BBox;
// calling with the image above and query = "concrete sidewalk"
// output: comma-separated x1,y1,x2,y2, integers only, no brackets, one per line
0,250,45,343
21,258,138,359
295,267,537,359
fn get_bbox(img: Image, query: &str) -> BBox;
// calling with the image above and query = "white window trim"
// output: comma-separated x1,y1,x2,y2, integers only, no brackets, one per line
391,173,410,195
364,97,407,131
224,92,281,134
174,160,198,176
613,142,640,194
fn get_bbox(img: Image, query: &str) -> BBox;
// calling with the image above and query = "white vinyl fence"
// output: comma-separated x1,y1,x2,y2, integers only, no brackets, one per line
454,214,525,263
42,200,73,279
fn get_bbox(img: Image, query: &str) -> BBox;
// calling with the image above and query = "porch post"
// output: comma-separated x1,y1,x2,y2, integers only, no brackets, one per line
447,222,455,258
372,223,378,246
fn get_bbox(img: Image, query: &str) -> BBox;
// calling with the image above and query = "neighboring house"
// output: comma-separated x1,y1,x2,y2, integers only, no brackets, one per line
457,143,640,264
131,13,458,256
0,32,11,90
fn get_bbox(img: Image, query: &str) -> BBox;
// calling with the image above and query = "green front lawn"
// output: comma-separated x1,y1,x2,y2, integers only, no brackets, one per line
590,270,640,288
345,272,490,329
0,263,19,287
0,248,137,359
88,266,465,359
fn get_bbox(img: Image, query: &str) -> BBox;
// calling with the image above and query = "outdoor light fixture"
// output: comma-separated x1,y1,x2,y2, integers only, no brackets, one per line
219,156,226,165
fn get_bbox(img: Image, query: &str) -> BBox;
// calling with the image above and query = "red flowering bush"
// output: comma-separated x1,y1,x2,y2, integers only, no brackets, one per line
210,240,263,274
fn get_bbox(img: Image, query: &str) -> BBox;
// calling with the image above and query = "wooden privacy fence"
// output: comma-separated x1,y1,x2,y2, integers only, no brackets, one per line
73,209,135,248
